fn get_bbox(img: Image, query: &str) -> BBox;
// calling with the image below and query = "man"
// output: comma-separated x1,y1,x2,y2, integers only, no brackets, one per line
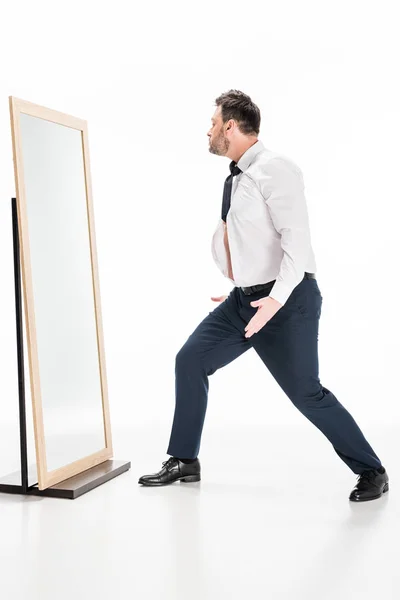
138,89,388,502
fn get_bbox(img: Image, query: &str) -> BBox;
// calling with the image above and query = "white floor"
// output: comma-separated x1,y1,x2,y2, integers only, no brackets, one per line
0,424,397,600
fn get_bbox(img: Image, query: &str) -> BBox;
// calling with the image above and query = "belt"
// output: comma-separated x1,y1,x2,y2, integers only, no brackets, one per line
241,272,316,296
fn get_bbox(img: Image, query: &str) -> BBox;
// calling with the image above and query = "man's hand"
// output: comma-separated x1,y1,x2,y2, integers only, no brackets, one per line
244,296,283,338
211,295,228,303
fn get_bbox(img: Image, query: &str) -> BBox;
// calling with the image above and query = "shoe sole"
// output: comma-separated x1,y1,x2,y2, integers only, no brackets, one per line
138,474,201,486
349,482,389,502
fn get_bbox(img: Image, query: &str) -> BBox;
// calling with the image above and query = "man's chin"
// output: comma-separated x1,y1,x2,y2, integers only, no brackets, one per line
209,146,223,156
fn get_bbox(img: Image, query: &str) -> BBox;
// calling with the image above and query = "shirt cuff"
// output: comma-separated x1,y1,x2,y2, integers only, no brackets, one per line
268,280,294,306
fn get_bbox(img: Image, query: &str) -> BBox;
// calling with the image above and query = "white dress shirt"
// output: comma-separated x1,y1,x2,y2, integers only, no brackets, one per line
211,139,317,306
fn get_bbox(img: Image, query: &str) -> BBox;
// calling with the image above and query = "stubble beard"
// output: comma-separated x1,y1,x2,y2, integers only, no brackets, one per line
209,131,230,156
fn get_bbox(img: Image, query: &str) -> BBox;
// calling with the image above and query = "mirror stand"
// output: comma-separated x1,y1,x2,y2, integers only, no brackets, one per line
0,198,131,499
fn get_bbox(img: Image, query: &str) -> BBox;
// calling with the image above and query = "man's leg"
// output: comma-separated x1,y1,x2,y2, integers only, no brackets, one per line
166,287,252,459
240,278,383,474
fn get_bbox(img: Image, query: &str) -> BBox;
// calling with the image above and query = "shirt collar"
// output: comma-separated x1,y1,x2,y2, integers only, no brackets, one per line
236,139,265,172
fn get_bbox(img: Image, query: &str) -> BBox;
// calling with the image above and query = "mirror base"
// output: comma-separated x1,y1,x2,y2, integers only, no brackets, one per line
0,459,131,499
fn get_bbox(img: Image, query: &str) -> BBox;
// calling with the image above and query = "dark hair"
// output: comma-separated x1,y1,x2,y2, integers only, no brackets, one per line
214,89,261,136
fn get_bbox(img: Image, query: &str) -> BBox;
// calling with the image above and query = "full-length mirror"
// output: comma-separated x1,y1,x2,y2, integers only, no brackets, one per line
9,96,113,490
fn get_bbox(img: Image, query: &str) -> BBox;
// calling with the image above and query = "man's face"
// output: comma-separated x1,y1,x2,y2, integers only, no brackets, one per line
207,107,230,156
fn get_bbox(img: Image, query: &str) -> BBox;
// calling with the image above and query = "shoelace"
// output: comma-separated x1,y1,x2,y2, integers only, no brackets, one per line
161,457,177,471
357,469,377,484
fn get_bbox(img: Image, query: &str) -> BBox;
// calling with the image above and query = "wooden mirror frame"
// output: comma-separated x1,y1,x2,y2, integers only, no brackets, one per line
9,96,113,490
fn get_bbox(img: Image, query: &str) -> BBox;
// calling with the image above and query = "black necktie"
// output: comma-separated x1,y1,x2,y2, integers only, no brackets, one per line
221,160,242,222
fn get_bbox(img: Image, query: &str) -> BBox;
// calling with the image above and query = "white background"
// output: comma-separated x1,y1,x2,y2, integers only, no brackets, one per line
0,3,398,598
1,0,398,451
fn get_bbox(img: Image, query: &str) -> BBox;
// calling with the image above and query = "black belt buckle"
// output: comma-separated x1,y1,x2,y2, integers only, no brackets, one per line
241,282,273,296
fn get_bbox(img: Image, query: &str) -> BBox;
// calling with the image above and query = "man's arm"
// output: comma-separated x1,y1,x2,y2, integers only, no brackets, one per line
256,157,313,306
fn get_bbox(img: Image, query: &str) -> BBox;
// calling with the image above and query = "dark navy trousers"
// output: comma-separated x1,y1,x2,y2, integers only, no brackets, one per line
166,276,383,474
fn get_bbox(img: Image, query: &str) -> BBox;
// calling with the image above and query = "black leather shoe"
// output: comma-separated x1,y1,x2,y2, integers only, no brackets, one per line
138,456,201,486
349,467,389,502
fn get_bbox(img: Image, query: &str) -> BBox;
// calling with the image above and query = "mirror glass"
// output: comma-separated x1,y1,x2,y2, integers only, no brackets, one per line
19,113,106,472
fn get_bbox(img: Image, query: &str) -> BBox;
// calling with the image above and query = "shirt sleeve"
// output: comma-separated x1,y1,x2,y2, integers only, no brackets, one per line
256,156,313,306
